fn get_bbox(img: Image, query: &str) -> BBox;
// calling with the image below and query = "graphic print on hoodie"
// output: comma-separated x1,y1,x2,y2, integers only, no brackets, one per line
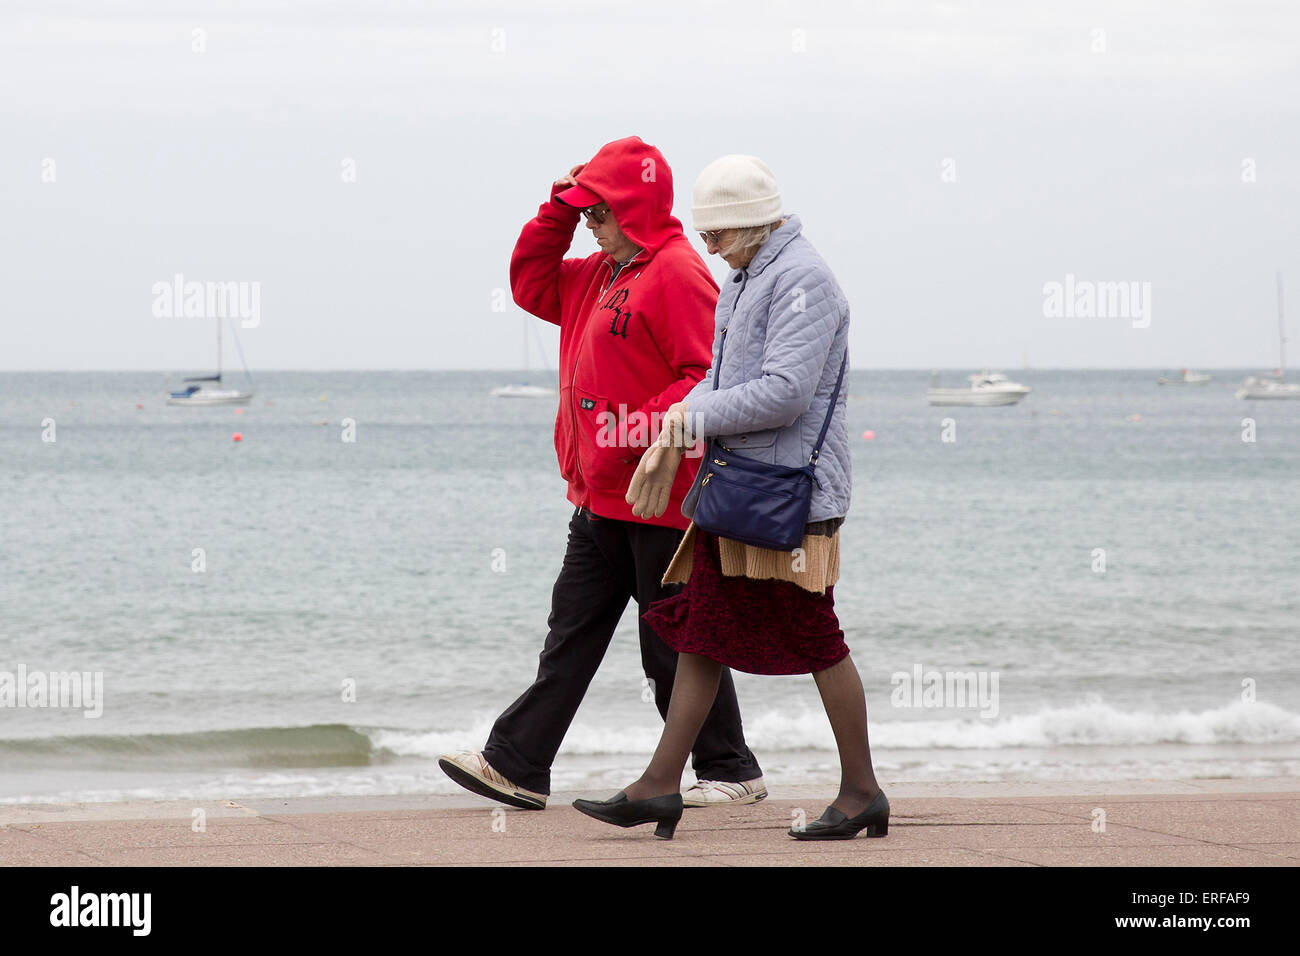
509,136,718,528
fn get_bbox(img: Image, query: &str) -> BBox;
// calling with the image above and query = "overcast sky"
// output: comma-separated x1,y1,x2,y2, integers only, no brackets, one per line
2,0,1298,371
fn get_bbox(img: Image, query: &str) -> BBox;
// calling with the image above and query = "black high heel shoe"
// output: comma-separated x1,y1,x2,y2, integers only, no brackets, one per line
572,791,684,840
789,790,889,840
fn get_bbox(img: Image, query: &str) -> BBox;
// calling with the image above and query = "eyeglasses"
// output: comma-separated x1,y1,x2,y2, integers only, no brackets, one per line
582,204,611,224
699,231,724,246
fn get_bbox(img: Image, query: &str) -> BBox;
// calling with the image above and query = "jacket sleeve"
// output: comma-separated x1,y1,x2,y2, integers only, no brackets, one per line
509,184,586,326
632,251,717,443
687,264,841,438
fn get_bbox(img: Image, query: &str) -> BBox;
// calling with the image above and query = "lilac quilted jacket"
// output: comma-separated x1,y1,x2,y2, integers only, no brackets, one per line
682,214,851,524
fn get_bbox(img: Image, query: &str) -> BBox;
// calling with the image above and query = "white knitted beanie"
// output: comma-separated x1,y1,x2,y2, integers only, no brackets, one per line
692,155,784,231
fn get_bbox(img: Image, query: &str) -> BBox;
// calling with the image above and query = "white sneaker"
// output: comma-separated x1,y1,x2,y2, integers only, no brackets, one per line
682,777,768,808
438,751,547,810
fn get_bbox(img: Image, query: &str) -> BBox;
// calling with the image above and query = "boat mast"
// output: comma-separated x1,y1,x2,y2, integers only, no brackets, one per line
1278,271,1287,376
217,316,224,383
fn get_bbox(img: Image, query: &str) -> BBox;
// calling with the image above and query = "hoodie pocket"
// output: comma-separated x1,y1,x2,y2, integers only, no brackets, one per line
555,398,577,482
574,387,637,493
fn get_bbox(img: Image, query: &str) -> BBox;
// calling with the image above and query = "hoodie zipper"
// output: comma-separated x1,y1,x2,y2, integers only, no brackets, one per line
601,248,644,295
570,253,643,489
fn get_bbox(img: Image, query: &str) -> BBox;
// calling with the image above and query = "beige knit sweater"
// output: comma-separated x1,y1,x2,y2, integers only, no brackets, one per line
661,521,841,595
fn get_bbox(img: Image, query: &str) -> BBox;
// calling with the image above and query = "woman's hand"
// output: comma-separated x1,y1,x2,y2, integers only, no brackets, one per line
658,402,690,447
625,402,692,518
626,442,685,519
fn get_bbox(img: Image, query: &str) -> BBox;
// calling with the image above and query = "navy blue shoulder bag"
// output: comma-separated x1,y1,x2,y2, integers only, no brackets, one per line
691,326,847,551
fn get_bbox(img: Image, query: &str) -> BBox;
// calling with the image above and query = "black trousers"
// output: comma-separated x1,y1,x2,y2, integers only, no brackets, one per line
484,506,762,795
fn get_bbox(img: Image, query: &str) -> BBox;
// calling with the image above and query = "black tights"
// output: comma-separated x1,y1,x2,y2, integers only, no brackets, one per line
623,652,881,815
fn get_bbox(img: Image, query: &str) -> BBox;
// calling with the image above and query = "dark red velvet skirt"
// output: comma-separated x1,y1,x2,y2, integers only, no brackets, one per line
642,529,850,676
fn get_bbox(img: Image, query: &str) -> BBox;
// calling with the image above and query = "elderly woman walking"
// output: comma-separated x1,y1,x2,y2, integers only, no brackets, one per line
573,156,887,841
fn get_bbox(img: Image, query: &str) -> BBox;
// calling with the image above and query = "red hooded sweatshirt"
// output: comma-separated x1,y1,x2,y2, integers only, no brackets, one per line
510,137,717,529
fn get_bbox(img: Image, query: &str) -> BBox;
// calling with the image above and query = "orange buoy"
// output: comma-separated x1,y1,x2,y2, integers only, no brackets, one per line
235,408,244,415
232,432,243,442
862,430,876,440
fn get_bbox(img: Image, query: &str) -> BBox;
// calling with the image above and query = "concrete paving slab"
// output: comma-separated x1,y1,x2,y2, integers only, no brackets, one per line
2,779,1295,867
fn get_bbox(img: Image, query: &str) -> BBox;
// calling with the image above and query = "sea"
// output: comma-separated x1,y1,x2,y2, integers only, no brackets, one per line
1,369,1298,804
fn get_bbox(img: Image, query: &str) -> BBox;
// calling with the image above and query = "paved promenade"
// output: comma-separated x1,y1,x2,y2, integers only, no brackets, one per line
2,778,1296,866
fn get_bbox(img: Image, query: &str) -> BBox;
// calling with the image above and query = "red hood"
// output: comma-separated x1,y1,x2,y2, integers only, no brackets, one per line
575,136,683,257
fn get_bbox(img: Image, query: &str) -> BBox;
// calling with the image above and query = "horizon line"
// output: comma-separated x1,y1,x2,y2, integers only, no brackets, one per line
0,366,1278,374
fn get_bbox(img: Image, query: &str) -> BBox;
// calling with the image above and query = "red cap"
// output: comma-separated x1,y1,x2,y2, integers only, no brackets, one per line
554,182,603,209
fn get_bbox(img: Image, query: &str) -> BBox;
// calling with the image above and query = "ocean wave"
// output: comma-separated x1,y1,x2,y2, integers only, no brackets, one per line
866,699,1300,750
0,723,385,769
380,699,1300,755
2,700,1295,772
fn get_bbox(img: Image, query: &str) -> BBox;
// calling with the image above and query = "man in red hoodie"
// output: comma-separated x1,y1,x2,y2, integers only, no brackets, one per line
439,137,764,810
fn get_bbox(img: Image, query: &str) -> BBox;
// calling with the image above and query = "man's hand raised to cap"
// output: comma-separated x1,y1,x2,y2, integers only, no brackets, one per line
554,164,586,190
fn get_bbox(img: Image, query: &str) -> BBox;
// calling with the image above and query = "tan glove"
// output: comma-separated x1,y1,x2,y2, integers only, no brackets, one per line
626,441,684,519
625,404,690,519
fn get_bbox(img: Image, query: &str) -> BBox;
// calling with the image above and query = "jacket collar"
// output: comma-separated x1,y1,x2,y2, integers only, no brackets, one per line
744,214,802,277
600,242,656,273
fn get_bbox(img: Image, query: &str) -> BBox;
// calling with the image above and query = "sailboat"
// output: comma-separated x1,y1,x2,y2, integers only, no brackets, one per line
168,317,254,406
491,317,557,398
1237,273,1300,400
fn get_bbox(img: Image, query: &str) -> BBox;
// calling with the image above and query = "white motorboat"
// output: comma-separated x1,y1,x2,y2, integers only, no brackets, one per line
1157,369,1212,385
1237,272,1300,400
168,317,254,406
928,371,1031,406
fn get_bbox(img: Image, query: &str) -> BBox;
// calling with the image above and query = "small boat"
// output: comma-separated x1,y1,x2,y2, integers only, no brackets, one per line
489,383,556,398
491,317,556,398
168,317,253,406
1237,272,1300,400
168,383,254,405
928,371,1031,406
1157,369,1211,385
1236,376,1300,400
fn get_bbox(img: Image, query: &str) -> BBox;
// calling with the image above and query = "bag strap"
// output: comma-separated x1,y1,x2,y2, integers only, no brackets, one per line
809,348,847,467
711,326,725,391
711,321,848,468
